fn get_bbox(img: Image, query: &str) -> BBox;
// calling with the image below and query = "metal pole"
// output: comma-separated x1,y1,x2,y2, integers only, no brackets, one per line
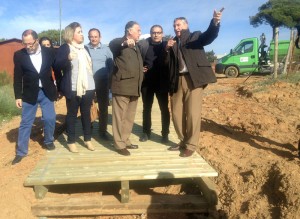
59,0,61,46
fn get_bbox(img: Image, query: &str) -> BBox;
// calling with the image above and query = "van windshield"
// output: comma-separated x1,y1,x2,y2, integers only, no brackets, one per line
235,41,253,55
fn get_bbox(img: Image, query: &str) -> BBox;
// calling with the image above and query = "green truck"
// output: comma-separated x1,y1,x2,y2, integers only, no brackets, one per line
215,33,299,77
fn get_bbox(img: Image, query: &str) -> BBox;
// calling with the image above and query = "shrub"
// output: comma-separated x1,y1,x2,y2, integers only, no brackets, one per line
0,71,13,86
0,84,21,125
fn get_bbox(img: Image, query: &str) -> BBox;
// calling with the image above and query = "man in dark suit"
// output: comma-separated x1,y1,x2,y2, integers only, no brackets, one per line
12,29,57,165
138,25,170,143
165,10,222,157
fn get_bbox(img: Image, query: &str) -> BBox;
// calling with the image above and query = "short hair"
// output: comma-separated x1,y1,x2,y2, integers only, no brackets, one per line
125,21,139,35
88,28,101,37
64,22,81,44
22,29,38,40
150,25,163,33
174,17,188,24
39,36,53,48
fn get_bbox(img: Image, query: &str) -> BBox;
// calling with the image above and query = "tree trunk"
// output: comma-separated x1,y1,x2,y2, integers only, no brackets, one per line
283,29,295,75
273,27,279,78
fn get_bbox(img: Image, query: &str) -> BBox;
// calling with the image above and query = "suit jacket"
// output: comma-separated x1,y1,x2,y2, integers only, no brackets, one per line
168,19,219,95
13,46,57,104
53,43,91,99
109,37,143,97
138,38,169,92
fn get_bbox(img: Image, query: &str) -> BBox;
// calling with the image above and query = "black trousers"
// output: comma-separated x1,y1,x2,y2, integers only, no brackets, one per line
141,86,170,136
95,78,109,134
66,90,95,143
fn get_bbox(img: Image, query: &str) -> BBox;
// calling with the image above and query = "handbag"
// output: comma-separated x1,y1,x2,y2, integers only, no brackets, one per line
90,100,99,122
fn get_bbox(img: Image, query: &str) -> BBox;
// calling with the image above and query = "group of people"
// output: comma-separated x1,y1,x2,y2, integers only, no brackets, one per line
12,9,223,165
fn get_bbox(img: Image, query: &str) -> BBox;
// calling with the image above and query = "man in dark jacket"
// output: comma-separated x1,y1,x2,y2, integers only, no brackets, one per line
138,25,170,143
109,21,143,156
12,29,57,165
166,10,223,157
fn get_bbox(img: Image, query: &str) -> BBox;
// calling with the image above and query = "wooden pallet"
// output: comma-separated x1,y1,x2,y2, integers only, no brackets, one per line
24,99,219,217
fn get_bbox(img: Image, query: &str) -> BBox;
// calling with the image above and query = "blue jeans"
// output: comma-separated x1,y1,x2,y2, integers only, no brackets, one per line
17,89,56,156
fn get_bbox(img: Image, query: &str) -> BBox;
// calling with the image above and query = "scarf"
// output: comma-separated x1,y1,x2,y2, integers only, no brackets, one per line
68,42,92,97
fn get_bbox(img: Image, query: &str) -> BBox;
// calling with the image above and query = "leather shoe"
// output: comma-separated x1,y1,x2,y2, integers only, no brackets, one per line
168,145,185,151
161,135,169,143
99,132,110,141
68,143,79,153
85,141,95,151
12,155,24,165
126,144,139,149
139,133,150,142
43,143,55,150
179,149,195,157
117,148,131,156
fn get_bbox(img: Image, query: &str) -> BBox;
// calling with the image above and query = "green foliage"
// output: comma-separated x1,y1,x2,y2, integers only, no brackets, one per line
0,84,21,125
206,50,217,63
250,0,300,38
252,72,300,92
0,71,13,86
38,29,65,46
0,38,7,42
163,34,173,40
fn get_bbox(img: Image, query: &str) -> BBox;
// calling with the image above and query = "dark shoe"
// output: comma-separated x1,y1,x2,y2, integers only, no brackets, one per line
12,155,24,165
168,141,186,151
179,149,195,157
117,148,131,156
139,133,150,142
43,143,55,150
99,132,110,141
161,135,169,143
126,144,139,149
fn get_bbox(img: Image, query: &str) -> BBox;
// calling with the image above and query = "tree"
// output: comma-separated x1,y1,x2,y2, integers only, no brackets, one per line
206,50,217,63
250,0,300,78
163,34,173,41
38,29,65,46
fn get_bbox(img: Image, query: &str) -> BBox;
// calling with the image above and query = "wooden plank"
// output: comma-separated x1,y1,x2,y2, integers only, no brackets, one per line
24,169,217,186
32,194,210,216
24,148,218,186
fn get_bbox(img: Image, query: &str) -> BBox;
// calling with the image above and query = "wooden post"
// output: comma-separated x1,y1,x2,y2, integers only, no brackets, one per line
194,177,218,206
34,185,48,199
120,180,130,203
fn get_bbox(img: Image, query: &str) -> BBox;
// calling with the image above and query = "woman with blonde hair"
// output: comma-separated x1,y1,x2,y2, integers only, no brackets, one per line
54,22,95,153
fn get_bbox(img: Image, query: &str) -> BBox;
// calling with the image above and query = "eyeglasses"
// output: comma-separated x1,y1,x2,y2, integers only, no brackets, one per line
151,32,162,35
22,39,37,47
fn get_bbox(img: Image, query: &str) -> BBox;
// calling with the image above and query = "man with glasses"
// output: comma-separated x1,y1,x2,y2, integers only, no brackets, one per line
165,10,223,157
12,29,57,165
138,25,170,143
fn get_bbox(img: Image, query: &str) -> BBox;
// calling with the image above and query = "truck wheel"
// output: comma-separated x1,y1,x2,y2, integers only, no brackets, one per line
225,66,239,78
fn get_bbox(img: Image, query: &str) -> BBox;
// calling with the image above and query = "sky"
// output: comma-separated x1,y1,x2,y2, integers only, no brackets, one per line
0,0,292,55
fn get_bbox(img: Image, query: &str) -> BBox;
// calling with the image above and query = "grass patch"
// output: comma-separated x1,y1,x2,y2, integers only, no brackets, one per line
0,71,13,86
0,72,21,125
249,72,300,93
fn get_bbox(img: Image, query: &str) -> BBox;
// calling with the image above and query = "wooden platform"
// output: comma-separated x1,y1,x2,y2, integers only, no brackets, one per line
24,98,219,217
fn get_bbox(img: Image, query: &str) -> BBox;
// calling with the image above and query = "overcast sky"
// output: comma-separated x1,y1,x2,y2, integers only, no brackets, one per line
0,0,291,55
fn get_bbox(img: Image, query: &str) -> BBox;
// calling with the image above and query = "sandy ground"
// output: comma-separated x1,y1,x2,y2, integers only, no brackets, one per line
0,75,299,219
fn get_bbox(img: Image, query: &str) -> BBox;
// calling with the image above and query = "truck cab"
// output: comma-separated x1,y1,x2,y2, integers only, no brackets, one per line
215,37,261,77
215,33,300,78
